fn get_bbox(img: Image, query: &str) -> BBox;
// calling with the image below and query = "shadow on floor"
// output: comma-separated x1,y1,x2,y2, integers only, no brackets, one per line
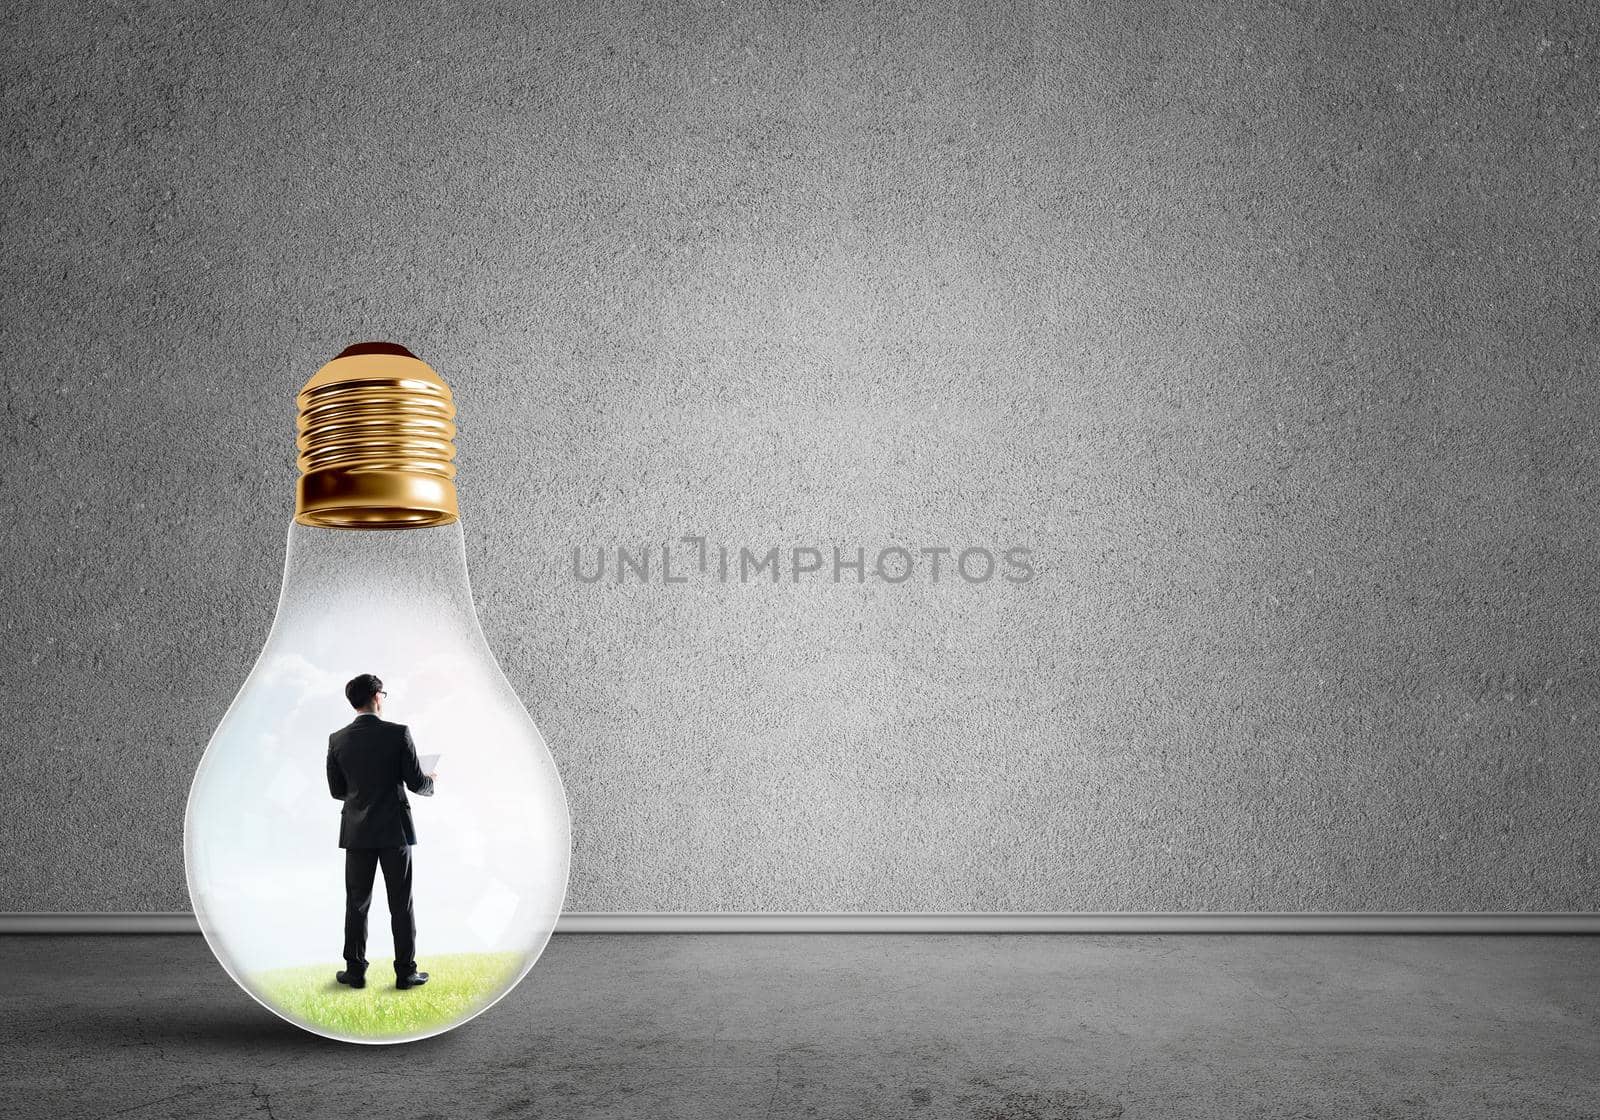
71,1001,480,1061
70,1003,323,1054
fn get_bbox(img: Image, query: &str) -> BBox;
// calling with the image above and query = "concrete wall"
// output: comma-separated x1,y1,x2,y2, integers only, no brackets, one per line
2,0,1596,913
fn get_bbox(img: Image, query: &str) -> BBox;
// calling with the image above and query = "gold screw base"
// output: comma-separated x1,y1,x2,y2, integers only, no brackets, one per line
294,343,460,529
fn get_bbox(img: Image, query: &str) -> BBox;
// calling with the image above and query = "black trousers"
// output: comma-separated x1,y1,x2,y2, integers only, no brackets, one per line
342,844,417,977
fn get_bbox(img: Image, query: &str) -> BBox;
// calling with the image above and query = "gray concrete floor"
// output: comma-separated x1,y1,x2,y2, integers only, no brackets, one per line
1,934,1595,1119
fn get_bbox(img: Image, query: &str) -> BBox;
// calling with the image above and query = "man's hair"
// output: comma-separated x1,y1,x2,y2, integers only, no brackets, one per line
345,673,383,710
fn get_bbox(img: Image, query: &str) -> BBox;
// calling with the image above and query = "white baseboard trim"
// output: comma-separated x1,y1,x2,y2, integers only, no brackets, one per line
1,912,1596,934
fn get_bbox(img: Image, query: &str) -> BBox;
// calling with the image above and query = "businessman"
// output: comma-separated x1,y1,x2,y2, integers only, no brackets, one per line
326,673,438,990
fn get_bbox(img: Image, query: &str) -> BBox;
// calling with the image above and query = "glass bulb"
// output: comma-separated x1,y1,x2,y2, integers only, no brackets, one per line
184,344,570,1043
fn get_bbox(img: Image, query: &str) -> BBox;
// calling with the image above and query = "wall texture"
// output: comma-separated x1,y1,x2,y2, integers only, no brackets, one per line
2,0,1597,913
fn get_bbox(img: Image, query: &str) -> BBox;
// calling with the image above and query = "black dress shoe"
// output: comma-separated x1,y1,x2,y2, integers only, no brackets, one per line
395,971,430,990
336,970,366,989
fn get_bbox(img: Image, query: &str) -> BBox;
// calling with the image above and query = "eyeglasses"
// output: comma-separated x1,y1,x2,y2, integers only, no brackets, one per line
377,690,388,698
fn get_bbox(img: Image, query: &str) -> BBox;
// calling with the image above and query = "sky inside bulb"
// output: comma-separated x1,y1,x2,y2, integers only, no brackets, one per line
185,520,570,1043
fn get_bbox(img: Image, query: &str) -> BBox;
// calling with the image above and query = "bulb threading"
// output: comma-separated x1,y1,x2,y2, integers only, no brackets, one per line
294,345,461,529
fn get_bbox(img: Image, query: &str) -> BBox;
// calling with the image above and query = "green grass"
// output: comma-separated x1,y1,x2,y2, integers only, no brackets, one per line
250,951,523,1040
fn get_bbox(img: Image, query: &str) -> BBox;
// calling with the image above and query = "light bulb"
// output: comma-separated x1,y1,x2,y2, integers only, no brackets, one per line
184,343,570,1044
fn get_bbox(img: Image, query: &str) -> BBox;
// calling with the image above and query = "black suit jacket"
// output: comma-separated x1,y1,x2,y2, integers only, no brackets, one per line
326,713,435,848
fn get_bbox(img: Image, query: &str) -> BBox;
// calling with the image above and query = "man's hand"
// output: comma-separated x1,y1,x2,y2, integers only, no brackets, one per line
426,772,438,782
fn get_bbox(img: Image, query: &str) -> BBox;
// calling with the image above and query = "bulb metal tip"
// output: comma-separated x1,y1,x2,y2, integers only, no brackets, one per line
335,341,418,360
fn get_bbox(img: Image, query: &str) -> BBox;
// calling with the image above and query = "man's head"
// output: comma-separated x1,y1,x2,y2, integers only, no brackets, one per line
345,673,385,714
